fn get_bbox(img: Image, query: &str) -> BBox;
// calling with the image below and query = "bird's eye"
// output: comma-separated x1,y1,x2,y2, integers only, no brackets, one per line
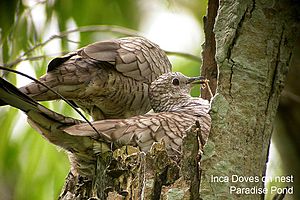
172,78,180,86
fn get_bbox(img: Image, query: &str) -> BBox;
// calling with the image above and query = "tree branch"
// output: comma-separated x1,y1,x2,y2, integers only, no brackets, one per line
3,25,141,68
3,25,201,68
164,50,202,62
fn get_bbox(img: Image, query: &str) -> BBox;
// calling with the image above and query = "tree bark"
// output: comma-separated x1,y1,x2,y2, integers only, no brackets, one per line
200,0,300,199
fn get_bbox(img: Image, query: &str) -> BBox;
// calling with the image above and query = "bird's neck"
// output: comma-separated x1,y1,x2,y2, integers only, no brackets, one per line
151,95,209,113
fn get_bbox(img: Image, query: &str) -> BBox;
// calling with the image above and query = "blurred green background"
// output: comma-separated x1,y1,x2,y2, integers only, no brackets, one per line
0,0,299,200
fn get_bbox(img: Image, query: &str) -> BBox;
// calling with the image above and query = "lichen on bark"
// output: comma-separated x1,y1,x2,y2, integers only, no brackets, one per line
200,0,300,199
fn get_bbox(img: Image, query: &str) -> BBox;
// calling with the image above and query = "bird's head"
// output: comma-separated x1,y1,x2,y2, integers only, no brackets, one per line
149,72,206,112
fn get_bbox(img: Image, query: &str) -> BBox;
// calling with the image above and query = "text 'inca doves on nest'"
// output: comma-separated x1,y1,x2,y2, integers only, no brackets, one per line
0,72,211,176
0,37,172,120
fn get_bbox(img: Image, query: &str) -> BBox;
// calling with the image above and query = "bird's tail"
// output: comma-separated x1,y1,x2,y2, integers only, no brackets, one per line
0,77,43,113
0,77,112,177
0,77,83,145
0,77,81,123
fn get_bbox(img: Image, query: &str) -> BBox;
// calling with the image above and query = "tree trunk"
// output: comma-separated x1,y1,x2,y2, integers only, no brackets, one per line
200,0,300,199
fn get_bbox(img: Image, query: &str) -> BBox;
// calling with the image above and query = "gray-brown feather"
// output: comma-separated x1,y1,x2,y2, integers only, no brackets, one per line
64,72,211,156
19,37,172,120
0,72,211,177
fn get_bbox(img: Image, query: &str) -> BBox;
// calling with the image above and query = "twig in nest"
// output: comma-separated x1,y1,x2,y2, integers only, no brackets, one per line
200,79,213,100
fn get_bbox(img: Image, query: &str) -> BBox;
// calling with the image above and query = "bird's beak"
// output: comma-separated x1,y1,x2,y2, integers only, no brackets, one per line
187,76,208,85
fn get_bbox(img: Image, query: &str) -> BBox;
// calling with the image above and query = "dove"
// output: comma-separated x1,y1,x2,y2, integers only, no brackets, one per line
0,72,211,176
1,37,172,120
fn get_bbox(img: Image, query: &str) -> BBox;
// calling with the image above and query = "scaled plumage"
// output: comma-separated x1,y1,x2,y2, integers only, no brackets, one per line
6,37,172,120
0,72,211,176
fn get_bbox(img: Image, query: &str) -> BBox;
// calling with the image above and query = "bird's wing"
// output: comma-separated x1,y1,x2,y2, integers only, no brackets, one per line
24,37,171,102
78,37,172,83
63,111,209,153
45,37,172,84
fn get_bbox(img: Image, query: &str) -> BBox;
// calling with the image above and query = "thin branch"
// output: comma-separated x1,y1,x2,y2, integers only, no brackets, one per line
64,38,80,44
3,25,141,68
2,52,68,67
164,50,201,62
0,66,100,135
3,25,201,68
282,90,300,104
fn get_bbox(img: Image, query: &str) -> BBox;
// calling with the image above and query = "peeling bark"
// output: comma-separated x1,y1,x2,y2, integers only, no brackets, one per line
201,0,219,99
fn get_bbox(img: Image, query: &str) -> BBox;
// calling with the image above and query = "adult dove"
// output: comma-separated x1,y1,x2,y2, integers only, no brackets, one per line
0,72,211,176
0,37,172,120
